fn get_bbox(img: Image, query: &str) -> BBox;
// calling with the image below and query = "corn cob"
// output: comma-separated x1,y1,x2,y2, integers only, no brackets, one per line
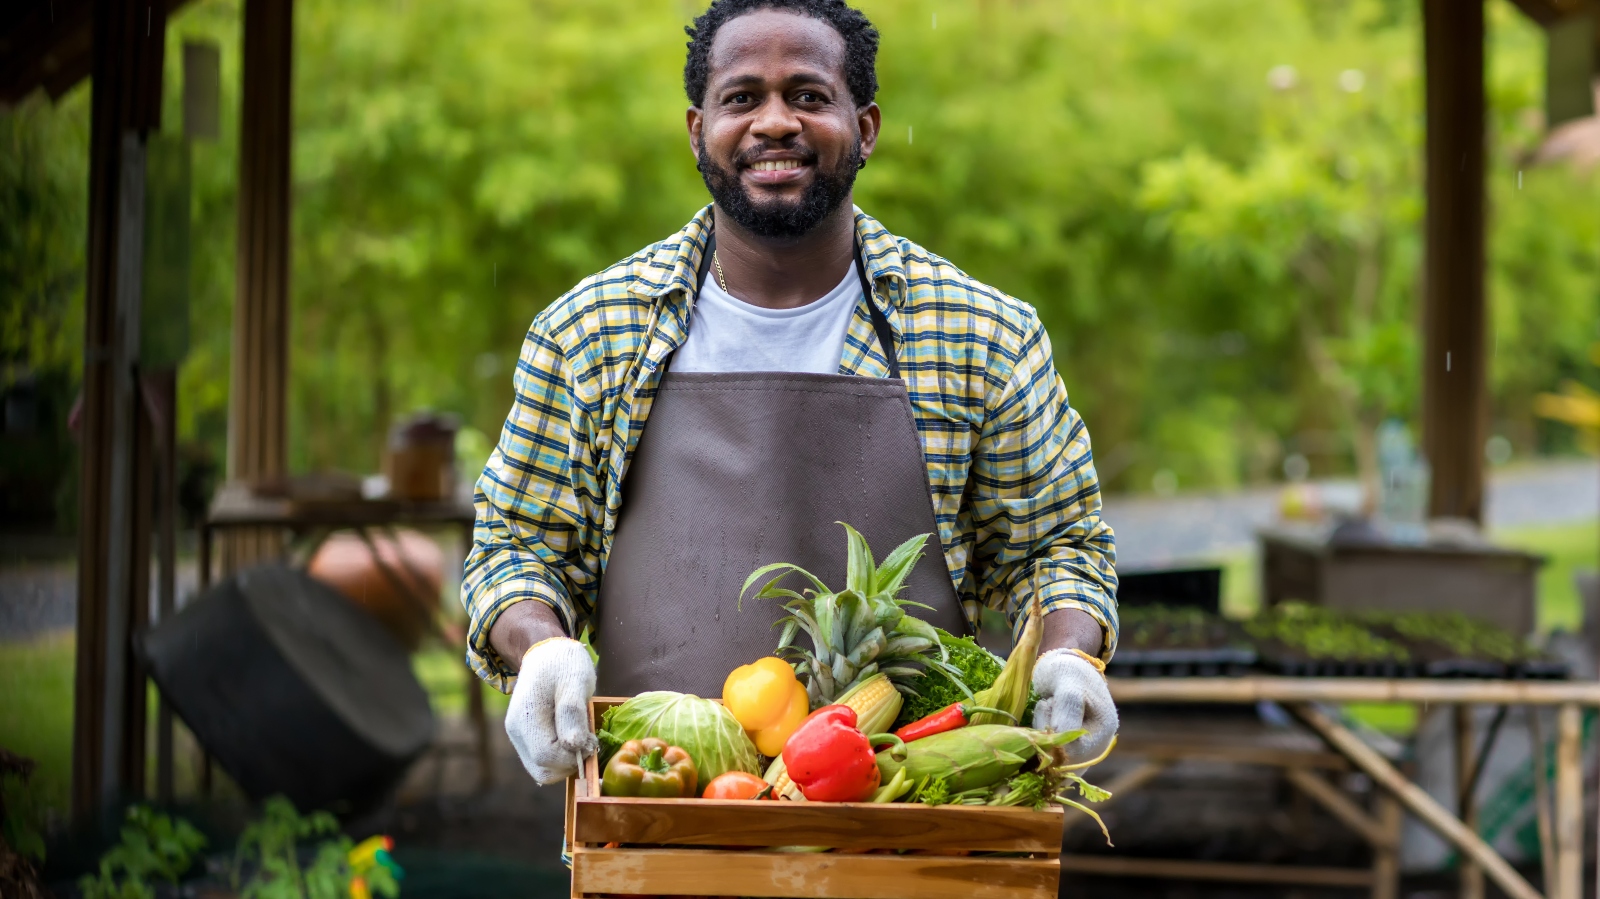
763,673,903,800
875,724,1080,794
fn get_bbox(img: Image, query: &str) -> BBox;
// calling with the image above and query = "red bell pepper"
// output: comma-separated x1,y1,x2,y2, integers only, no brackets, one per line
782,705,905,803
893,702,1016,743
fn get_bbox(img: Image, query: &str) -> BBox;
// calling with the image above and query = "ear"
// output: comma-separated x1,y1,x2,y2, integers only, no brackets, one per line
687,107,704,159
856,102,881,163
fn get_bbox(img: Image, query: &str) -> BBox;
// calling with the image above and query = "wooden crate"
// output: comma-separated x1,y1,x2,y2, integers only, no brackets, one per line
566,698,1066,899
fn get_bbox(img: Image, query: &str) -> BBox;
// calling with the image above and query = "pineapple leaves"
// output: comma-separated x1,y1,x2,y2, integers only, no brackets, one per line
774,618,800,652
872,532,930,598
739,562,829,609
840,522,876,595
749,523,959,707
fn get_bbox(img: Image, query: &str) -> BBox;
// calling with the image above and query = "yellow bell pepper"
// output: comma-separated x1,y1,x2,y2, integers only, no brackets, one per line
723,657,811,756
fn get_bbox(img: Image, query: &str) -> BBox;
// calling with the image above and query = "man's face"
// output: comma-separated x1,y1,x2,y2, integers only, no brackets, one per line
689,9,880,239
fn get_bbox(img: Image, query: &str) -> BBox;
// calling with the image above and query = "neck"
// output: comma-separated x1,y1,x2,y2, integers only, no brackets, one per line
710,202,857,310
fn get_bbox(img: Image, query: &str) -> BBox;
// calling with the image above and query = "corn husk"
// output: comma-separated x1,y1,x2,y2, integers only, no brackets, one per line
874,724,1083,794
967,595,1043,726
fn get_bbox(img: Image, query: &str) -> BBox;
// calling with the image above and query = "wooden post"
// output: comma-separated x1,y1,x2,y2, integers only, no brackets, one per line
151,371,178,803
1554,703,1581,899
74,0,166,822
225,0,293,570
1420,0,1489,523
1526,707,1560,896
1371,790,1403,899
1455,706,1484,899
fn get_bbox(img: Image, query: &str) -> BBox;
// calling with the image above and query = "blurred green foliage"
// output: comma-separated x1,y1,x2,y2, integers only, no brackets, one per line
1,0,1596,498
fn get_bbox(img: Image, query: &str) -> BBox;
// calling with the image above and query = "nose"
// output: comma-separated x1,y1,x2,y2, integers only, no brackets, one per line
749,93,802,143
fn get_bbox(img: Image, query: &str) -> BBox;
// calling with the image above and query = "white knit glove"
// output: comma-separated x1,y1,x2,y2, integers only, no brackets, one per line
1032,649,1118,763
504,637,598,785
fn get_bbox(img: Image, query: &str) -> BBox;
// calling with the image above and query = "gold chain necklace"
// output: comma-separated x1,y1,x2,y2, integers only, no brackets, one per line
713,250,729,292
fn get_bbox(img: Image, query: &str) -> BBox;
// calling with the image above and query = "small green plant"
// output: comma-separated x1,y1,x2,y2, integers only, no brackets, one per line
1366,611,1524,662
232,796,391,899
2,750,48,899
78,806,207,899
1246,602,1410,663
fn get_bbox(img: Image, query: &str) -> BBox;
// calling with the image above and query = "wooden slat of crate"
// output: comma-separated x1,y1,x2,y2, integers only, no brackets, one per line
571,845,1061,899
574,795,1063,851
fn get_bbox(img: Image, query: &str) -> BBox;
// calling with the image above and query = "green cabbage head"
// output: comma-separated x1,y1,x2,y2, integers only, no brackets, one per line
598,691,761,794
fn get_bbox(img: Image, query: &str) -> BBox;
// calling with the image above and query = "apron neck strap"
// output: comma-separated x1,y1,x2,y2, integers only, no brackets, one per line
687,231,901,379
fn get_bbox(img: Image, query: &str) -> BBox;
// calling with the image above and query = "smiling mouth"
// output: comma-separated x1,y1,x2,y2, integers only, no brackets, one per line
747,159,807,172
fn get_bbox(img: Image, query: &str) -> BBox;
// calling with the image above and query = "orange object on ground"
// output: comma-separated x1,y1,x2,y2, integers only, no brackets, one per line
308,529,442,651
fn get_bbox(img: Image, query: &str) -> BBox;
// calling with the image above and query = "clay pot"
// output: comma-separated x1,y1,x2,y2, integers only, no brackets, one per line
307,529,443,651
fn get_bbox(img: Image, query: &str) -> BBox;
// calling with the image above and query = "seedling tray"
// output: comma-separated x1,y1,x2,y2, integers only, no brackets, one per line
1253,640,1419,678
1106,646,1257,678
1512,658,1572,680
565,698,1067,898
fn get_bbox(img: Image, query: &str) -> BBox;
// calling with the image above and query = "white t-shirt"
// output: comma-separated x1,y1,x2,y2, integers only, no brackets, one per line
672,262,861,374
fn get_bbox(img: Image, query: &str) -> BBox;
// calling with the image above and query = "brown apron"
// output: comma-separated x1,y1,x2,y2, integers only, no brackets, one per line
594,234,968,698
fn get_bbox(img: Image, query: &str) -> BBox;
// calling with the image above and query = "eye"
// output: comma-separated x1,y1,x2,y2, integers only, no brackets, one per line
727,92,753,105
796,90,824,104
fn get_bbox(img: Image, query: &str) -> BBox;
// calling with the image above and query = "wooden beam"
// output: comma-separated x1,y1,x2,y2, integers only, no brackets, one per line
225,0,293,569
1290,703,1543,899
1456,706,1484,899
1421,0,1489,523
1283,767,1392,849
73,0,165,824
1116,737,1350,770
1108,675,1600,706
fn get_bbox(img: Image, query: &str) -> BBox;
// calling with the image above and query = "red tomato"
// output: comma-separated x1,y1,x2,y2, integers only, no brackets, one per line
701,771,776,800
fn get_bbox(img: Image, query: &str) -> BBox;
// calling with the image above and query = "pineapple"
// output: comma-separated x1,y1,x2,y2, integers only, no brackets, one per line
739,522,967,708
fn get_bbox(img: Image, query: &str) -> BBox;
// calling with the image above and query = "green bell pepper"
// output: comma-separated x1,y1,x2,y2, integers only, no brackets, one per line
601,738,698,798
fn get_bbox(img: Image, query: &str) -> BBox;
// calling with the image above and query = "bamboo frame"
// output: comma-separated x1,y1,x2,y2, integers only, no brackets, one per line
1106,676,1600,899
1108,675,1600,705
1456,705,1484,899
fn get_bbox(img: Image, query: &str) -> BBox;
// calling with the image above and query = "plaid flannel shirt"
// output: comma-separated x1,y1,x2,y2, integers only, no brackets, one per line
463,206,1118,691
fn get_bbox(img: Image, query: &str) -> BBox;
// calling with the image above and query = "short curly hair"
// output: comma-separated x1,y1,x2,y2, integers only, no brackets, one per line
684,0,880,108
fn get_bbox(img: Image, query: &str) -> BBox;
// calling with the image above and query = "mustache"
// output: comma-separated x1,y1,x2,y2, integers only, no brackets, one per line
732,143,818,168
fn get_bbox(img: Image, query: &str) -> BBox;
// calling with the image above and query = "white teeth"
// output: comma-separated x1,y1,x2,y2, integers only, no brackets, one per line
751,160,802,171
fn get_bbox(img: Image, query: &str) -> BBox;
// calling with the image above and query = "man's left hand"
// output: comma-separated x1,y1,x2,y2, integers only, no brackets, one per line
1032,649,1118,763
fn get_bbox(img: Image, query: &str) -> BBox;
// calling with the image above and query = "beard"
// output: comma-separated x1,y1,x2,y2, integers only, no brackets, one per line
697,138,862,240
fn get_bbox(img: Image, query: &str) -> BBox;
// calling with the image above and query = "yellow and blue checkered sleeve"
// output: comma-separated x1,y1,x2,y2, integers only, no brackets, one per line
461,318,605,692
966,314,1119,662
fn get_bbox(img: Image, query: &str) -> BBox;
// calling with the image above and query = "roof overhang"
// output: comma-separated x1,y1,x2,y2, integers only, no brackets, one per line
0,0,192,108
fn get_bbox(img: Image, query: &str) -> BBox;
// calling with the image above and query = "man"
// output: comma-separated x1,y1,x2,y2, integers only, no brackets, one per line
463,0,1119,786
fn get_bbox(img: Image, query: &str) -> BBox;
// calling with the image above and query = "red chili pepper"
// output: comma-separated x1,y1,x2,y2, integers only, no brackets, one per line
893,702,1016,743
782,705,903,803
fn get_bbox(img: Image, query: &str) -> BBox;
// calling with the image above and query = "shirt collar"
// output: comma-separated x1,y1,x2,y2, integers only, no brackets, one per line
629,204,908,313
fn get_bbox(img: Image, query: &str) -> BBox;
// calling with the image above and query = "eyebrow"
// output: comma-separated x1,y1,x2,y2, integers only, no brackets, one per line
713,69,835,92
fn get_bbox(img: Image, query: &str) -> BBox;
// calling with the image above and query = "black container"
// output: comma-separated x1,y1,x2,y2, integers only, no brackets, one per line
1117,566,1224,612
1106,646,1257,678
140,563,434,813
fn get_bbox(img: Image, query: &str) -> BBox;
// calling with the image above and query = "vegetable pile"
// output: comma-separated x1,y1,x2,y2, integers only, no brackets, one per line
591,523,1115,847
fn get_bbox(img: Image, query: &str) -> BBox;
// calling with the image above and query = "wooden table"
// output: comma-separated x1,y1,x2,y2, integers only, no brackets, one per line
169,481,491,795
1094,676,1600,899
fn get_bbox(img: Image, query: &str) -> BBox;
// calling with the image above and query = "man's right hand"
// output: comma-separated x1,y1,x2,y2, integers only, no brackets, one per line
504,637,598,784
